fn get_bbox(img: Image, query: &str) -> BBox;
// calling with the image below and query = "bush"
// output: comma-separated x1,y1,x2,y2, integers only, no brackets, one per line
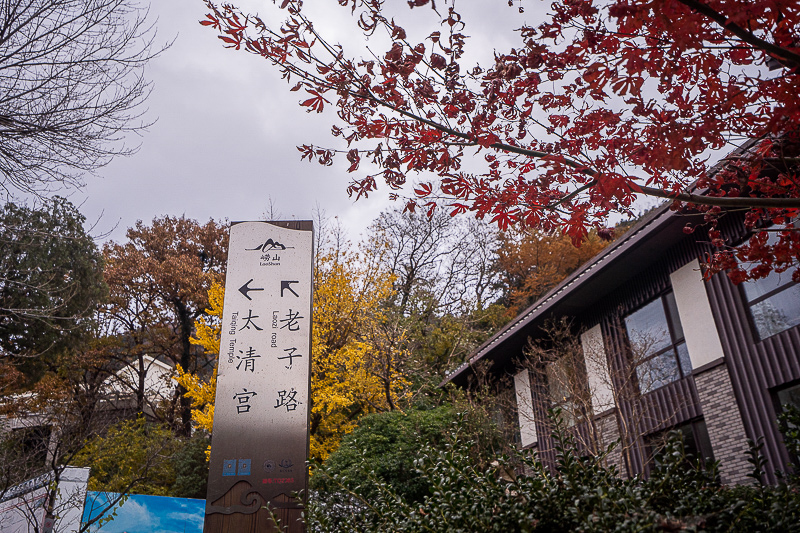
306,410,800,533
75,418,211,499
313,405,503,504
170,432,210,499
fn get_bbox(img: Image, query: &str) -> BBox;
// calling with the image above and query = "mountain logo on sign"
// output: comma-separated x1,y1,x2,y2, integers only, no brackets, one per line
246,238,292,252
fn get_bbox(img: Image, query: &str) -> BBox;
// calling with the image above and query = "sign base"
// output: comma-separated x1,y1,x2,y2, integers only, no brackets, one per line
204,481,304,533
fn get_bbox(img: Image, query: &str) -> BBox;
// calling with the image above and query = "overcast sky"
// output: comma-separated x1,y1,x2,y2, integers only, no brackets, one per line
69,0,533,243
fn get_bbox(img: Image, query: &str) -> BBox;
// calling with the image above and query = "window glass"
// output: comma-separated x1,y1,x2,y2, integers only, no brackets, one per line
646,420,715,472
775,383,800,467
742,268,786,301
740,228,800,340
777,383,800,411
749,283,800,339
664,291,684,340
547,357,572,404
546,356,583,427
625,299,672,357
625,292,692,395
636,351,680,394
676,342,693,376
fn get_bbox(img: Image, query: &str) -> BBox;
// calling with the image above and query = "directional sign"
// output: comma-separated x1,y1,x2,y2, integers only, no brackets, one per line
281,281,299,298
238,279,264,300
205,221,312,524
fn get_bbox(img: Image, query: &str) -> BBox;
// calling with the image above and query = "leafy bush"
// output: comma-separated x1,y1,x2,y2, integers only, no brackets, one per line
170,432,210,499
74,418,210,498
73,417,179,496
307,410,800,533
312,405,503,503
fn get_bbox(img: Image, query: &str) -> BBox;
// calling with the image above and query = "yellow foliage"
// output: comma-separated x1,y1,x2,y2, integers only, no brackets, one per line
174,365,216,435
190,281,224,355
173,281,223,458
177,250,410,463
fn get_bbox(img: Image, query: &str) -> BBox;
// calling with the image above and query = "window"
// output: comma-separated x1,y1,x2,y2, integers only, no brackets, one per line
776,382,800,466
742,269,800,340
625,292,693,394
777,382,800,410
738,226,800,340
9,425,52,470
645,420,715,470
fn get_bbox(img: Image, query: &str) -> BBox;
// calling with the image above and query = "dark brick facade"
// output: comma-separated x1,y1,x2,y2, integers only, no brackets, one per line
694,363,752,485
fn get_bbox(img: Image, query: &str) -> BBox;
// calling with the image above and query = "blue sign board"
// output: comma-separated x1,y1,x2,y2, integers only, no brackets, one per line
81,492,204,533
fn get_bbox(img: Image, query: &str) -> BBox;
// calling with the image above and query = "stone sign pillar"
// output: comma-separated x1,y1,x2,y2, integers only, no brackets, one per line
204,221,313,533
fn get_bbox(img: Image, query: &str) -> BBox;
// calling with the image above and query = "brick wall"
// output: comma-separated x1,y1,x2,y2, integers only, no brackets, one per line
595,411,627,478
694,363,752,485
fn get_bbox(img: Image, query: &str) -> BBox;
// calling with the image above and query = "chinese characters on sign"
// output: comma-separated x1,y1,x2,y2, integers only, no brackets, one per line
274,388,301,411
206,221,313,515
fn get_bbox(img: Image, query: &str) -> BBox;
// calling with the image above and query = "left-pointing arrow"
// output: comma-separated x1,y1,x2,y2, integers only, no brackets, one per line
239,279,264,301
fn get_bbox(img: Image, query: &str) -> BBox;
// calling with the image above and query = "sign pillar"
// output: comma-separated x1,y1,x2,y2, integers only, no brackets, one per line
204,221,313,533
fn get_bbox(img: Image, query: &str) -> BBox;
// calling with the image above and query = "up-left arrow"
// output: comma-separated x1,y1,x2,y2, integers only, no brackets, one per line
239,279,264,301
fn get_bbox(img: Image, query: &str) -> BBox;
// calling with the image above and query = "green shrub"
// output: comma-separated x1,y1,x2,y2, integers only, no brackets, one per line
313,405,502,503
170,432,210,499
307,410,800,533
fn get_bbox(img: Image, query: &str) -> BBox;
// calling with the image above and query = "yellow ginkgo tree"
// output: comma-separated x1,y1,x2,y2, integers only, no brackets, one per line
176,245,409,462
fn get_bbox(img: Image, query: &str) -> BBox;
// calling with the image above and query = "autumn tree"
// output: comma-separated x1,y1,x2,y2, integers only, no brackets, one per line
0,197,107,381
174,282,223,450
0,0,165,198
494,228,611,316
370,208,499,315
311,244,408,459
201,0,800,282
102,216,227,436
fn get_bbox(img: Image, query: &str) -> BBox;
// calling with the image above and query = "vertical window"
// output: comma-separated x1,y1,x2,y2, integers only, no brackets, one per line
742,270,800,340
776,383,800,466
625,292,692,394
739,226,800,340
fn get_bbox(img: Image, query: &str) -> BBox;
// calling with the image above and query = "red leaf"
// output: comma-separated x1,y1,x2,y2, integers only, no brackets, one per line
414,182,433,196
430,53,447,70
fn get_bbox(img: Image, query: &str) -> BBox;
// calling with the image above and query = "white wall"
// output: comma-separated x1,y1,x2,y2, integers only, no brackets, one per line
0,467,90,533
514,368,538,447
580,325,615,415
670,259,726,369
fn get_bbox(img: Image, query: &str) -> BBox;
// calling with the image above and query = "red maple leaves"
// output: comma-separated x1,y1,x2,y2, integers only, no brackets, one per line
202,0,800,282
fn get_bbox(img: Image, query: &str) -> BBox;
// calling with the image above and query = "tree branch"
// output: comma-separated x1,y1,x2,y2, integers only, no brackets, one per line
366,94,800,209
637,185,800,208
674,0,800,69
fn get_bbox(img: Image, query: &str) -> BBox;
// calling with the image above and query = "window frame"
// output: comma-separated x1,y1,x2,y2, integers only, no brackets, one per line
736,222,800,341
741,270,800,341
773,381,800,466
645,418,716,472
624,291,692,395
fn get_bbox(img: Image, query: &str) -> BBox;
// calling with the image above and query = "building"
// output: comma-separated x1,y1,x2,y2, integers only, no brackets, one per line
0,354,177,504
0,355,178,532
443,201,799,485
0,467,89,533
